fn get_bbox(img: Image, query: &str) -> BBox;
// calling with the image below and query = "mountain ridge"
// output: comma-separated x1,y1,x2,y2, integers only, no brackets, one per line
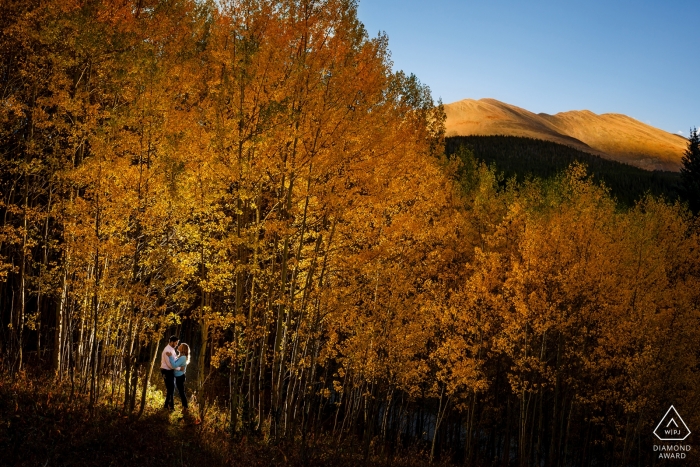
444,98,686,171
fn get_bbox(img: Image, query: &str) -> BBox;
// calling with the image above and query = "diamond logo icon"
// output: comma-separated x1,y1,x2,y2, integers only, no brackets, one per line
654,405,691,441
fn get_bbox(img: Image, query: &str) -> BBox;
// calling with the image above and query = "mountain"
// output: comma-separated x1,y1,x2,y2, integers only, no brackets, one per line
444,98,687,171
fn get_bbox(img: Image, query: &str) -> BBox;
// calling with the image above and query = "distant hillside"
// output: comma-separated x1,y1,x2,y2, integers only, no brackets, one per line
444,98,687,172
446,135,681,206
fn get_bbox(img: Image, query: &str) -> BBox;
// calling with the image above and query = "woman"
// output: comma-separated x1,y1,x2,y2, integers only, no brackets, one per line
166,343,190,411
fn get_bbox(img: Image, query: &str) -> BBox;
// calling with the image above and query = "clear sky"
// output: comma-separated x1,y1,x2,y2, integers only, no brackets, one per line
357,0,699,136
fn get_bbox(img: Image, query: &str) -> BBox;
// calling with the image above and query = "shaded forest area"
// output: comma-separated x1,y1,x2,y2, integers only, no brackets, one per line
446,135,681,207
2,1,700,466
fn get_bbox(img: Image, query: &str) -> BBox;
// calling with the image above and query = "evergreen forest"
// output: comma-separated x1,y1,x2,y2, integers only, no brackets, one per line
446,135,681,207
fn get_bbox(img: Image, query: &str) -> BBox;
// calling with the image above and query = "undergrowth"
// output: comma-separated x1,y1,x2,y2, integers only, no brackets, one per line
0,369,445,467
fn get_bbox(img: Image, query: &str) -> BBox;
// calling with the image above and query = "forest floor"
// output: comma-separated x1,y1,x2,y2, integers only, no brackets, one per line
0,370,441,467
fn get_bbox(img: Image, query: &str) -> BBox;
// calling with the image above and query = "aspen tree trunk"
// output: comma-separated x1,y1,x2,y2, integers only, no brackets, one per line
197,315,208,421
283,167,316,430
17,170,29,372
89,184,100,409
464,389,477,462
55,150,78,378
123,316,135,411
549,332,563,466
198,310,209,391
430,385,446,464
229,191,245,432
54,269,68,377
258,237,278,431
243,199,261,431
230,360,239,434
272,165,296,433
136,340,159,419
128,333,140,413
303,219,335,440
16,82,39,372
36,186,52,357
298,231,326,441
0,180,15,366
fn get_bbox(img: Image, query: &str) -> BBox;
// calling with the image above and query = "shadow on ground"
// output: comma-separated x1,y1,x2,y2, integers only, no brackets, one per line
0,371,446,467
0,373,227,467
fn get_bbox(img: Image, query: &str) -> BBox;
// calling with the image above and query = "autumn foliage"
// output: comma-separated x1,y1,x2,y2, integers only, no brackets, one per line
1,1,699,466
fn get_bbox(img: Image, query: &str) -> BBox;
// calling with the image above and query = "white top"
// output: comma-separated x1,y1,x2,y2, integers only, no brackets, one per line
161,343,177,370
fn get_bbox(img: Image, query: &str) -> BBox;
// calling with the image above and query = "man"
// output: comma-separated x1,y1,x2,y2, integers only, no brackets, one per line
160,335,179,410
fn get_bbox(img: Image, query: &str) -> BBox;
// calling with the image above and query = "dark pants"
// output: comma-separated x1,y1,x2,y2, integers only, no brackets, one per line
161,368,175,409
175,374,188,409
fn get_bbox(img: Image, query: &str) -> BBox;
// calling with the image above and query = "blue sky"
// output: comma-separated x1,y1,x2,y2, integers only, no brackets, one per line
357,0,699,136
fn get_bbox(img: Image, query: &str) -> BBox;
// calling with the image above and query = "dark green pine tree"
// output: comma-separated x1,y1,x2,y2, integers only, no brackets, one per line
681,127,700,214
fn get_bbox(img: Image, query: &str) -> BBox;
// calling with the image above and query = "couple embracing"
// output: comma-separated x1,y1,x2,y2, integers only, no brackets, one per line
160,335,190,414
